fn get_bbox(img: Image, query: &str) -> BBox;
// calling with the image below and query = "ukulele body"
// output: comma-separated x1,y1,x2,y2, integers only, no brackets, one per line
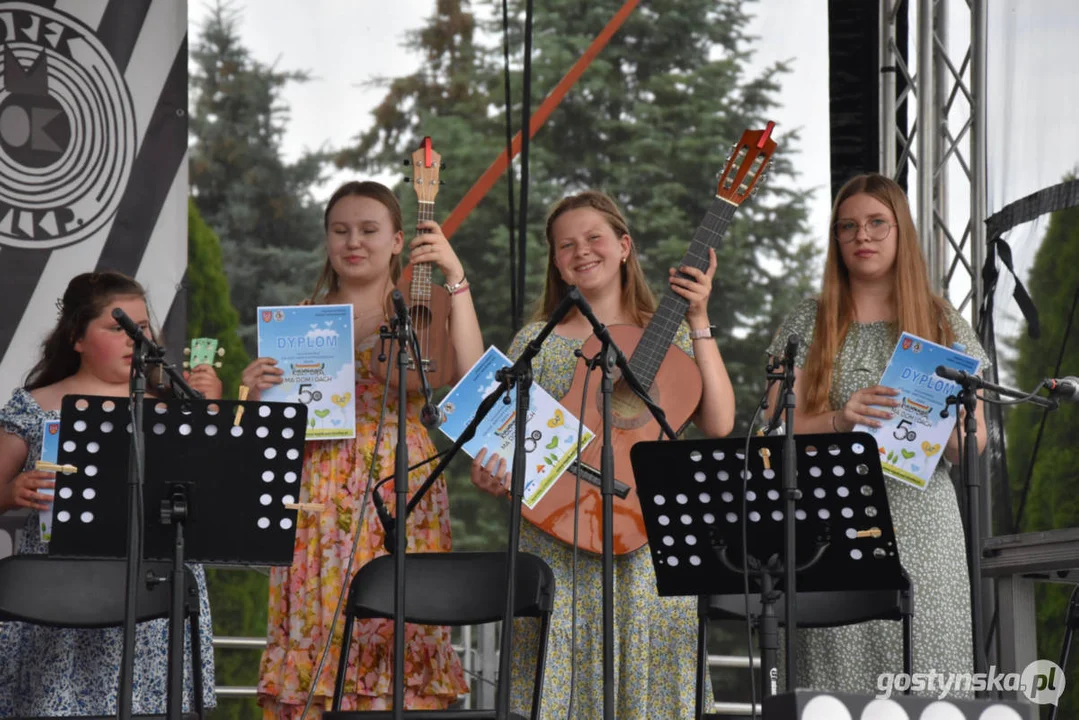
370,271,457,392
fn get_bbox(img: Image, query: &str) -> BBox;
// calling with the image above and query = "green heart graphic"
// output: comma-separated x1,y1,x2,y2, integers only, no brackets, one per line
901,449,916,459
545,436,559,449
315,409,331,419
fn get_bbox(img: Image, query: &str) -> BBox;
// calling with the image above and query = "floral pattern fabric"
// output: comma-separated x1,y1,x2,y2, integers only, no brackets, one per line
767,297,990,696
505,322,711,720
257,338,468,719
0,388,216,717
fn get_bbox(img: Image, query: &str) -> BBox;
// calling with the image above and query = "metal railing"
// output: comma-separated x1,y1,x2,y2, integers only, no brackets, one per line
212,631,762,714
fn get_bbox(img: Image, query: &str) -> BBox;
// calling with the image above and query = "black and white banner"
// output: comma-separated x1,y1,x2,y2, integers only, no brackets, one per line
0,0,187,401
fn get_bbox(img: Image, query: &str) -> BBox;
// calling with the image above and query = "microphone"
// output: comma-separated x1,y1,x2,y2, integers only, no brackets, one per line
782,334,799,370
111,308,164,356
371,487,396,550
391,290,410,327
1046,377,1079,401
935,365,970,383
420,403,442,430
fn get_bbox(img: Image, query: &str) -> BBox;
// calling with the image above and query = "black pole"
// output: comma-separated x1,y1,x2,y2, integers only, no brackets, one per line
392,309,410,720
959,385,988,686
599,341,616,719
117,340,146,720
780,370,798,690
494,364,532,720
166,487,188,720
515,0,533,333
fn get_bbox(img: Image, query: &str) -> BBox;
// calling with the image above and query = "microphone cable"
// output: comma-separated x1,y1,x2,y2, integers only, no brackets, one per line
299,337,396,720
742,380,777,720
565,350,596,720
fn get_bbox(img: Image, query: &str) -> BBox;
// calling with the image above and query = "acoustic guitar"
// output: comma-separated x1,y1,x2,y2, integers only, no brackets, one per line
521,124,778,555
370,136,457,392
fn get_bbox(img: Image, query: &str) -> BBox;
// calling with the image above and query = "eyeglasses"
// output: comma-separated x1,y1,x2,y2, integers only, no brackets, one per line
833,218,895,243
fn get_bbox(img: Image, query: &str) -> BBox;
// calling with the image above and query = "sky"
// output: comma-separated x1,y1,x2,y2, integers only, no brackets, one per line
187,0,1079,376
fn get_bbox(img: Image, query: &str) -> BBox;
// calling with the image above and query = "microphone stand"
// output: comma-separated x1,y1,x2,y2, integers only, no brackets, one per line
570,295,678,720
111,309,202,720
764,337,800,691
938,368,1058,691
374,290,416,720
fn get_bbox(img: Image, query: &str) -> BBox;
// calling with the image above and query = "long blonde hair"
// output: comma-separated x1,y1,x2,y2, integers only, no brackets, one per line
803,173,954,414
310,181,404,302
533,190,656,325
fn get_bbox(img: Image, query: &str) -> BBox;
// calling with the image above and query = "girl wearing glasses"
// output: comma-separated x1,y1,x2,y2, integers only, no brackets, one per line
765,173,989,695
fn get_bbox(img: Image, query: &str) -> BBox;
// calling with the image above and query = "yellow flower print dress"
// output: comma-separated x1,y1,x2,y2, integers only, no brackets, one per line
258,337,468,718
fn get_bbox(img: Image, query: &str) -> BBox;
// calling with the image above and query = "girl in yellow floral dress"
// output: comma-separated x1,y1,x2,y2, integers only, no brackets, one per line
249,181,484,717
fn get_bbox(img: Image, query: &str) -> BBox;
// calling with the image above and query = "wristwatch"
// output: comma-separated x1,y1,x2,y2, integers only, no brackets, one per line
689,325,716,340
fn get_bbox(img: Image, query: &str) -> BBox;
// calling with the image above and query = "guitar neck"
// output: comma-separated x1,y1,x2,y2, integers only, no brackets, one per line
628,196,737,390
411,199,436,299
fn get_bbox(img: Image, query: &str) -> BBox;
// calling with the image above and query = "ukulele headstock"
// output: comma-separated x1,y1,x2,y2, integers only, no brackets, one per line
408,136,442,204
716,121,777,205
183,337,224,369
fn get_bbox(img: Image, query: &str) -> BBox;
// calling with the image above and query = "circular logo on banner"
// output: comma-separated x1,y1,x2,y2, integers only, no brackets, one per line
0,3,136,250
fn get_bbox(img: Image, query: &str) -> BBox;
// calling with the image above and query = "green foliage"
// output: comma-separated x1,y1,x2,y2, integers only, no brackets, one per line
1003,197,1079,718
335,0,819,553
187,198,250,393
189,0,329,356
187,197,265,720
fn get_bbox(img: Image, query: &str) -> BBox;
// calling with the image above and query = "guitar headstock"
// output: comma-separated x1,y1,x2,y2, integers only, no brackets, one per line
408,136,442,204
716,121,777,205
183,337,224,369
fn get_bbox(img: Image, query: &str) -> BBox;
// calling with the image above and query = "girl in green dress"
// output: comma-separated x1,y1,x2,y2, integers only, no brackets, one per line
766,173,989,695
471,190,737,718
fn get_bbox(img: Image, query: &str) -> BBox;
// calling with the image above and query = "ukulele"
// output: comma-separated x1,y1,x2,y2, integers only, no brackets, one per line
521,123,778,555
370,137,457,392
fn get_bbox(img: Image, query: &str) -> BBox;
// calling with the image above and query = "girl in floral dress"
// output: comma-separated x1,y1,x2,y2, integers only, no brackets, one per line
0,271,219,716
253,181,483,717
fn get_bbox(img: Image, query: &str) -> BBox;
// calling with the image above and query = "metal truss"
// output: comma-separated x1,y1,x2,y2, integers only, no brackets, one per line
880,0,987,328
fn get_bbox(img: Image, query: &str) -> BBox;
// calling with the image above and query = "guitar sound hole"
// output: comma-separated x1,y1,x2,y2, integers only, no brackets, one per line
410,304,432,332
595,374,654,431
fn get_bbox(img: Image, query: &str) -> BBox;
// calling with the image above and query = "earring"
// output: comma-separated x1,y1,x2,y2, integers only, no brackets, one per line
622,256,627,265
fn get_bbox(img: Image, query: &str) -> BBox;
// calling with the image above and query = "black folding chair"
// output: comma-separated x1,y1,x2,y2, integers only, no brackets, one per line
695,580,914,719
326,551,555,720
0,554,206,720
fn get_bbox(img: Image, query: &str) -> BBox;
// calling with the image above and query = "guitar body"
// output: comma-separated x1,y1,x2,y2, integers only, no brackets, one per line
520,325,703,555
370,271,457,392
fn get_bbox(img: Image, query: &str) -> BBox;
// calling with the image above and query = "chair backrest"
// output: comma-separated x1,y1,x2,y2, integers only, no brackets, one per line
703,566,913,628
0,555,197,628
347,551,555,626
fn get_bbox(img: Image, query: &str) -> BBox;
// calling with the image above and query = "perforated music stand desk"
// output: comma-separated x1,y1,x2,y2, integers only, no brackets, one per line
630,432,913,693
49,395,308,566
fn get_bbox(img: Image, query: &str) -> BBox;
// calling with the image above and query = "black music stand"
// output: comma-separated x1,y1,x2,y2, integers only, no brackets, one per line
631,432,912,699
49,395,308,717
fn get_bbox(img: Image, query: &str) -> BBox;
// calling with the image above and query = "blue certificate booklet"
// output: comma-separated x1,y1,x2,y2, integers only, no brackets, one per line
257,304,356,440
438,346,595,509
855,332,981,490
39,419,60,542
